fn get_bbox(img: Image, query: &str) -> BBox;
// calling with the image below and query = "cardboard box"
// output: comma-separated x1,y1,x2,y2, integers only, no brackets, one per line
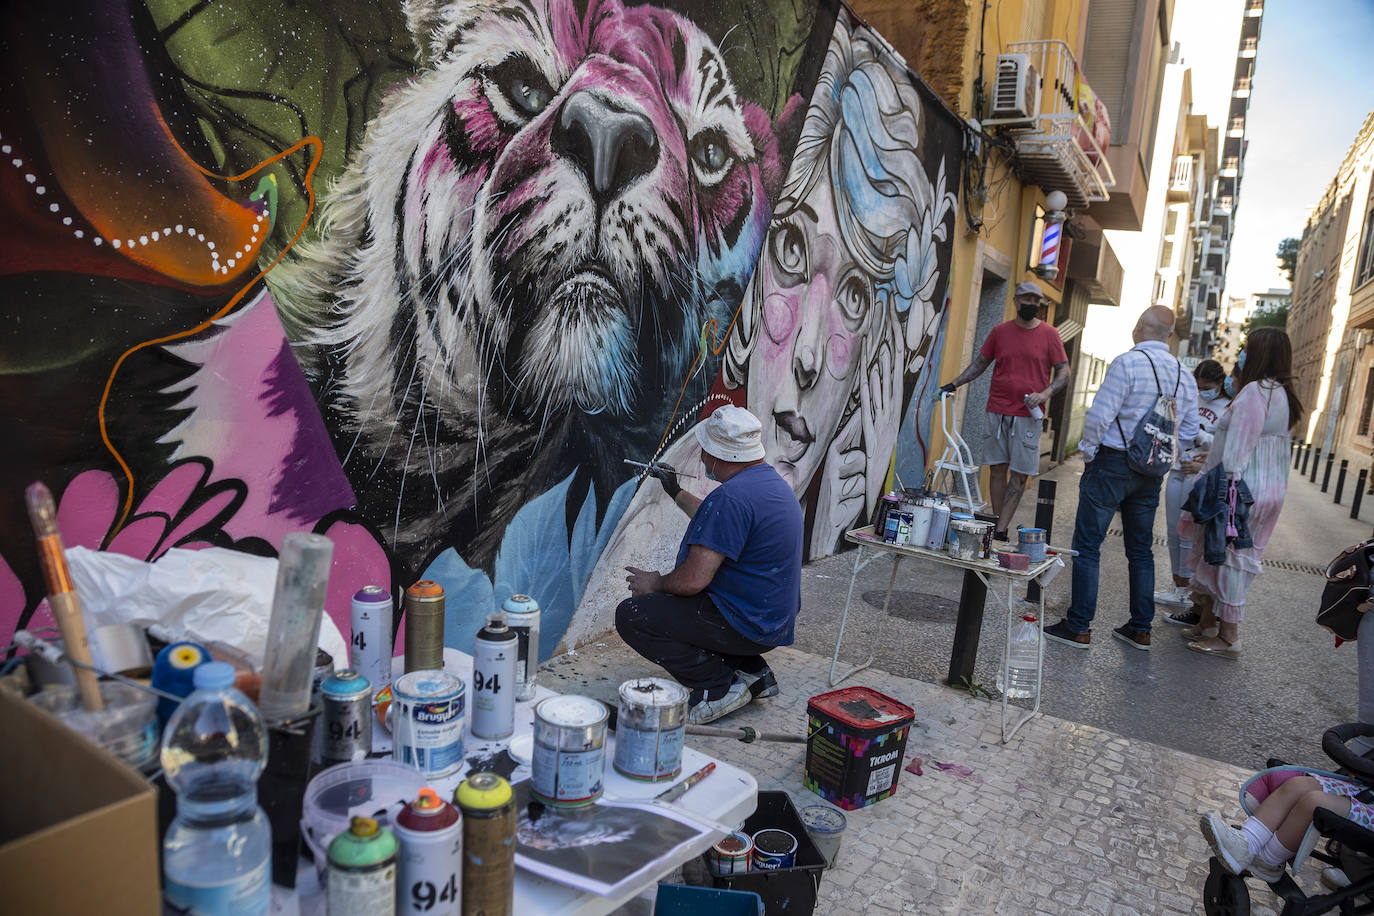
0,688,159,914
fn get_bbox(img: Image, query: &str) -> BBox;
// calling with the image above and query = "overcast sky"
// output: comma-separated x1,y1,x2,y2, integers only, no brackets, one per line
1182,0,1374,302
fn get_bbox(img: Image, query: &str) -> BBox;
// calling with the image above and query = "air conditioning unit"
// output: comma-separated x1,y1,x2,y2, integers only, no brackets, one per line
990,54,1039,126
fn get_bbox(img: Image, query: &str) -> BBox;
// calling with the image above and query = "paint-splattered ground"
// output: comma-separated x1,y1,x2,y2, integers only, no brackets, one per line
547,639,1326,915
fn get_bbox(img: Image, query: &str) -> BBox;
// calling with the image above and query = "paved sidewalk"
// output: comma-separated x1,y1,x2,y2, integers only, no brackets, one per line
548,638,1321,914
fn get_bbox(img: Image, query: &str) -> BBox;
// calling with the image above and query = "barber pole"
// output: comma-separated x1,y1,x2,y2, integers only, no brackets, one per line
1039,219,1062,273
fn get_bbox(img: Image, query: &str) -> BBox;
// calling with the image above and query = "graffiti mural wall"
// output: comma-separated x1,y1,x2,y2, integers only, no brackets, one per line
1,0,959,659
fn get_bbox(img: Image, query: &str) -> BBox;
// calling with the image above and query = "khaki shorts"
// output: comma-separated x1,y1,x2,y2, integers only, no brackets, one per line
983,412,1042,476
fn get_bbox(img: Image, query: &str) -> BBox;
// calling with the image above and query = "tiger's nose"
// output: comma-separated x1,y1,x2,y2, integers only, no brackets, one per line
554,91,658,203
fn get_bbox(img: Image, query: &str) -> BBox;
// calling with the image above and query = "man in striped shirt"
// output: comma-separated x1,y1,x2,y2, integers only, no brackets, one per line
1044,306,1200,651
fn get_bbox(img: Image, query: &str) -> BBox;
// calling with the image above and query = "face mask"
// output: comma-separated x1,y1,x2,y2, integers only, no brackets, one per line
1224,377,1236,397
703,456,718,481
1017,302,1039,321
1199,388,1220,402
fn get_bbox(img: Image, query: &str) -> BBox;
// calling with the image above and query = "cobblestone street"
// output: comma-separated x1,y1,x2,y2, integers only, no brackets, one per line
552,640,1320,914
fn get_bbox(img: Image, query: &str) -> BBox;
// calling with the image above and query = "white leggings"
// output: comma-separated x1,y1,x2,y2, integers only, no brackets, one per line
1164,470,1196,579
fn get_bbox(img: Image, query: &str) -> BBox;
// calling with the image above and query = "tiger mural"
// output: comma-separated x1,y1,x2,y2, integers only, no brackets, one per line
270,0,793,573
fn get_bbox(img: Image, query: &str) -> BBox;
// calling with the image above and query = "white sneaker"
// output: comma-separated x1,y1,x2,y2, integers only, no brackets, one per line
1321,866,1351,890
1249,859,1285,883
687,678,753,725
1200,813,1253,876
1153,585,1191,609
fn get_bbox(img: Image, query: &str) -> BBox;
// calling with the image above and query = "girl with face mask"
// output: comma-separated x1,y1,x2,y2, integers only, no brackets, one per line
1156,360,1232,618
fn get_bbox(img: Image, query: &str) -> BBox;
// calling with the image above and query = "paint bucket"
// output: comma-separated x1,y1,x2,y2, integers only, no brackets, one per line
804,686,914,810
751,829,798,871
613,677,688,781
708,832,753,876
947,512,973,549
949,519,983,560
300,759,427,872
908,500,933,548
391,670,466,780
1017,527,1047,563
531,695,607,807
799,806,847,869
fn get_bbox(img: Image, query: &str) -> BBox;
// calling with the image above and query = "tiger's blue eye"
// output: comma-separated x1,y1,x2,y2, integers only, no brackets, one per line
513,78,551,114
690,130,732,179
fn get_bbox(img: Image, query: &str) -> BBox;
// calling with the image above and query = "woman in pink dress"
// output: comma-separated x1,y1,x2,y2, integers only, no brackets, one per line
1181,328,1305,658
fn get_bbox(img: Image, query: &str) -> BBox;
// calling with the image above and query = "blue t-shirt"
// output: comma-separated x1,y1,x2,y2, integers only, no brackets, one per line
675,463,803,646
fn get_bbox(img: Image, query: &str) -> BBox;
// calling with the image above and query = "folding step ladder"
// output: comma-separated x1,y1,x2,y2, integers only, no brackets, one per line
930,391,987,513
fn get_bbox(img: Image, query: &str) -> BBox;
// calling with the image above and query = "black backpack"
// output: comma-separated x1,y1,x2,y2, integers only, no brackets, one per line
1319,539,1374,642
1114,349,1181,478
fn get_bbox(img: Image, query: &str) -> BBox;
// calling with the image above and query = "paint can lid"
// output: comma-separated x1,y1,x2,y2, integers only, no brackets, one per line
323,669,371,696
406,580,445,599
502,594,540,616
353,585,390,603
800,805,847,834
350,816,379,837
807,685,914,730
193,661,235,691
455,772,512,811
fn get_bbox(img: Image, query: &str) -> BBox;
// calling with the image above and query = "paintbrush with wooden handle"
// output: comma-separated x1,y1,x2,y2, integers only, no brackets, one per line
26,481,104,711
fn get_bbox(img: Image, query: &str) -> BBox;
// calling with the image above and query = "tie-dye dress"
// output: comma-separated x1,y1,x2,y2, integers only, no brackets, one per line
1181,380,1290,622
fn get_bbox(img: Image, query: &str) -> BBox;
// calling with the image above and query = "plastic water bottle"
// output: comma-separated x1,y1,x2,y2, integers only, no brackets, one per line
996,615,1041,700
161,661,272,915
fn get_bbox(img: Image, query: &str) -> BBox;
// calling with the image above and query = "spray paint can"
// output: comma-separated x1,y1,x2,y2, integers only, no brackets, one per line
394,788,463,916
309,649,335,764
455,772,515,916
501,594,541,702
926,498,952,552
391,670,466,779
404,581,445,673
351,585,394,696
531,695,607,807
321,669,373,765
471,615,517,740
327,816,399,916
613,677,688,781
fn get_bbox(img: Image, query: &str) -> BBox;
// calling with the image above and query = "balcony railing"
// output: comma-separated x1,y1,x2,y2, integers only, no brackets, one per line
1168,155,1193,201
986,40,1116,209
1246,1,1264,16
1235,77,1252,97
1228,117,1245,136
1240,37,1258,57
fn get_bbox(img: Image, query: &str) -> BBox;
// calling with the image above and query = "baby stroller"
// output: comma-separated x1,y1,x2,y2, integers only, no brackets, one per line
1203,722,1374,915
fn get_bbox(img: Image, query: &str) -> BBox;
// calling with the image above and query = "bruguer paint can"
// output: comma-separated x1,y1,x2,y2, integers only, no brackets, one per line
455,772,515,916
321,669,373,765
391,670,466,779
403,581,445,673
471,614,517,740
501,594,541,702
531,695,607,807
612,677,688,781
327,816,399,916
751,828,798,870
707,831,753,875
351,585,393,696
394,788,462,916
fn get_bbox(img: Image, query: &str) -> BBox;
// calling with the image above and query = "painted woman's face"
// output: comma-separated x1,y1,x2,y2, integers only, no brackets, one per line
747,177,874,494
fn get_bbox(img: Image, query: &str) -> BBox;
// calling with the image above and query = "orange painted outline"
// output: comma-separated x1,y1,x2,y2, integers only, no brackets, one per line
97,133,324,538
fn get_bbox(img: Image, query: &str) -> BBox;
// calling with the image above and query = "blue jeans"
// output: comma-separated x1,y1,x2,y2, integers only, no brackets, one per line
1065,448,1164,633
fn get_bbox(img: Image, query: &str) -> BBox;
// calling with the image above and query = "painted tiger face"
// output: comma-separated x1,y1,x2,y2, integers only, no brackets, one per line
372,0,779,423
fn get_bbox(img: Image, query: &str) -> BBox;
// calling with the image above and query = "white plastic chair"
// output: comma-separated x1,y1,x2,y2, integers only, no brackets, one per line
930,391,987,513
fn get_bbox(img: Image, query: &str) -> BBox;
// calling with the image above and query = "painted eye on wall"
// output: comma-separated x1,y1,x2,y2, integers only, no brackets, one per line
770,221,807,281
689,129,733,184
486,56,557,123
835,271,872,330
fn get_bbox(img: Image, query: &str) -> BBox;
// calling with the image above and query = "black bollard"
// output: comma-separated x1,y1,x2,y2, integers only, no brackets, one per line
1323,453,1336,492
1294,441,1304,470
1353,469,1369,520
1301,445,1312,475
1025,479,1057,603
1310,448,1322,483
1337,460,1350,504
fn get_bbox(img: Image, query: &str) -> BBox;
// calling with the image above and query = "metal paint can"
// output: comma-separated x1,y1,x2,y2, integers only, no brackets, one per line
391,670,466,780
882,510,901,543
403,581,445,673
926,499,951,551
612,677,688,781
321,669,373,765
351,585,394,697
872,493,900,536
471,614,517,740
455,773,515,916
394,788,462,916
1017,526,1047,563
978,521,995,558
909,499,934,547
327,816,399,916
895,511,914,545
751,828,798,871
530,695,607,807
501,594,541,702
947,512,973,548
949,519,983,560
707,831,753,875
800,805,847,869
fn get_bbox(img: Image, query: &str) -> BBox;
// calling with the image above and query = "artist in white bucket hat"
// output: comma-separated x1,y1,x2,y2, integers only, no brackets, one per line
616,405,804,725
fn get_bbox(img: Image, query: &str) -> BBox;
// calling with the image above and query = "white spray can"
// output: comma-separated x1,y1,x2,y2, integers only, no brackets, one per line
471,615,517,740
351,585,393,697
394,788,462,916
501,594,541,702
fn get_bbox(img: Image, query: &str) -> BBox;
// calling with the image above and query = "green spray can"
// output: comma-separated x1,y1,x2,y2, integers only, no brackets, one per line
328,816,399,916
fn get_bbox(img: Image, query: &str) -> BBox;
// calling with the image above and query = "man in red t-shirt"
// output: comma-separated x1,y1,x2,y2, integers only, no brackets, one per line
939,281,1070,539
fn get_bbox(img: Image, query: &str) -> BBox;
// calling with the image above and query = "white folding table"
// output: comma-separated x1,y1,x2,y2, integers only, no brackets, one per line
828,526,1066,743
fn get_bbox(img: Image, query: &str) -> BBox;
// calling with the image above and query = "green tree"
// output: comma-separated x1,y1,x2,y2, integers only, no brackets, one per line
1244,301,1289,332
1276,237,1300,285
